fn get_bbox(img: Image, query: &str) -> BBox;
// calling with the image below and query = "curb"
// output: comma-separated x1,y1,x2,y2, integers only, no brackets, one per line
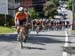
0,32,17,35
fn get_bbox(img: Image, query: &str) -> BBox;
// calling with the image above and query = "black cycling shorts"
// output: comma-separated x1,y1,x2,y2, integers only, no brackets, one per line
19,20,26,26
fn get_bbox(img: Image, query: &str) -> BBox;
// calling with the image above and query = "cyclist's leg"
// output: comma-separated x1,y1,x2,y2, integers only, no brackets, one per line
21,25,28,42
19,20,26,36
17,26,20,34
17,20,23,41
16,20,20,41
24,24,29,40
20,20,28,42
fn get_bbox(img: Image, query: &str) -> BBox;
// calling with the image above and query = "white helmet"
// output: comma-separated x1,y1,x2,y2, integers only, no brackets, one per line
18,7,24,12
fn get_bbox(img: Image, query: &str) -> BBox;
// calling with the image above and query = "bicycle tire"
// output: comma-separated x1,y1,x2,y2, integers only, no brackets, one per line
19,32,23,49
36,27,39,34
23,27,29,42
19,27,29,48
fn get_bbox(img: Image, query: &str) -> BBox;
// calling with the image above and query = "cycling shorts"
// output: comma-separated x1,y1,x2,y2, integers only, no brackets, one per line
16,19,26,26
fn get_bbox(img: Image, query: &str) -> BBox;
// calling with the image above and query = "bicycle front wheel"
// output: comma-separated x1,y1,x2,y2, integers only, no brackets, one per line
36,27,39,34
19,32,23,49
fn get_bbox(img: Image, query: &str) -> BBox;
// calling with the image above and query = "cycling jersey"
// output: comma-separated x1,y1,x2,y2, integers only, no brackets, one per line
36,21,41,25
15,12,28,21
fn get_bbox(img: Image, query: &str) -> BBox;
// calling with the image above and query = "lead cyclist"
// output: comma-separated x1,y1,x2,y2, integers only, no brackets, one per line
14,7,29,41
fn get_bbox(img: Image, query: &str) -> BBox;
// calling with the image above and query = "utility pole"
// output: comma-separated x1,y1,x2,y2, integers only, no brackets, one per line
72,0,75,30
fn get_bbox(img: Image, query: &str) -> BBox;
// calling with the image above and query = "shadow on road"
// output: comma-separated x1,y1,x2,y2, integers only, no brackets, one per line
27,34,65,45
31,34,66,37
0,34,17,42
0,34,65,44
22,46,46,50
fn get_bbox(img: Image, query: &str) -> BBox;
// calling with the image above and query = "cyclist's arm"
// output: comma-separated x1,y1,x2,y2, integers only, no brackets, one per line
14,13,19,26
14,17,17,25
14,17,17,28
26,18,28,23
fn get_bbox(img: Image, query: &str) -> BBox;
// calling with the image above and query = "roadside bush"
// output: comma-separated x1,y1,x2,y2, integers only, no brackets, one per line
0,14,5,26
0,14,14,27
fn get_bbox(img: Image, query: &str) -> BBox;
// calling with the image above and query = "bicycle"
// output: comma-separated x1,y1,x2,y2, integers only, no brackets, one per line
36,26,40,34
36,25,42,34
18,23,29,49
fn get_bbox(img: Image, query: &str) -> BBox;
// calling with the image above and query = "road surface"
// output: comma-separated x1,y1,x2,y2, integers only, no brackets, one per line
0,31,66,56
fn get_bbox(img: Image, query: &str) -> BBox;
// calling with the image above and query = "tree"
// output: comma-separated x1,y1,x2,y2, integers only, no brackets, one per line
43,1,58,19
0,14,14,27
28,7,39,19
47,0,60,7
67,0,75,30
67,0,72,10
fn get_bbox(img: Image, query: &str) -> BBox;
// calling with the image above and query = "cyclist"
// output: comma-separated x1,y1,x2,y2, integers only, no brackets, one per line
14,7,29,41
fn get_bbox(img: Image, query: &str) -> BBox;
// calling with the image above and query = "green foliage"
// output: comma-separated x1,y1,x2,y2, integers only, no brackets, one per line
0,14,14,27
0,26,16,33
28,7,39,19
67,0,72,10
47,0,60,7
6,15,14,27
0,14,5,26
43,1,58,19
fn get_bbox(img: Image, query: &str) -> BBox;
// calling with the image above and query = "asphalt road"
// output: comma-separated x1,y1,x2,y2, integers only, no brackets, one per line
67,31,75,56
0,31,66,56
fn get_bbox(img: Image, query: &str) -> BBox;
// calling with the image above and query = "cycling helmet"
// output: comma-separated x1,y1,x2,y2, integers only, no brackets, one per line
18,7,24,12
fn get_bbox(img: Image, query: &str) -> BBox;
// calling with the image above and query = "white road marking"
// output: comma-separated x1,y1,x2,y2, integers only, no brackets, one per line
62,31,69,56
62,52,68,56
64,31,69,47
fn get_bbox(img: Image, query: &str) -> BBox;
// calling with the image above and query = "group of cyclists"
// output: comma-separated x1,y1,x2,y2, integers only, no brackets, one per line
32,19,71,31
14,7,71,42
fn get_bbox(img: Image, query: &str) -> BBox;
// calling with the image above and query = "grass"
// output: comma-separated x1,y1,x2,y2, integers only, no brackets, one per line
0,26,16,34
